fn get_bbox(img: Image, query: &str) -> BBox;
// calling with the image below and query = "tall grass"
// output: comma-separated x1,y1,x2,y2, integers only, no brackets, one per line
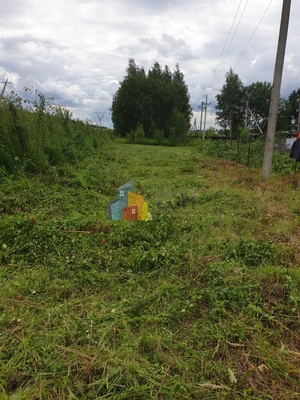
198,136,295,174
0,89,112,175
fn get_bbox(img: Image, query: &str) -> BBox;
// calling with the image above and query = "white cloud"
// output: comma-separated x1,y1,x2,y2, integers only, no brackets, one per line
94,89,112,102
0,0,300,128
140,34,194,60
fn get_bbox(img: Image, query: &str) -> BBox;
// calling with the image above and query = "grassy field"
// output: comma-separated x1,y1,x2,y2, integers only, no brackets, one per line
1,141,300,399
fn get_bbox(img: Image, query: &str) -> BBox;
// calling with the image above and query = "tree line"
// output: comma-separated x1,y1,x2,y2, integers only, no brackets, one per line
111,59,193,145
215,67,300,137
112,61,299,144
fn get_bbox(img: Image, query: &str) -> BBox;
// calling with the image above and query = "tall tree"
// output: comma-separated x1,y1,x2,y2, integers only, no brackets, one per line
215,68,245,137
111,59,148,136
245,81,271,132
171,63,192,121
147,63,170,135
111,59,192,140
276,98,290,131
125,58,146,78
276,89,300,132
288,89,300,126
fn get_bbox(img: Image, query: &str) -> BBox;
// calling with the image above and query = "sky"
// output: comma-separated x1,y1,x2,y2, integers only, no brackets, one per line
1,0,300,129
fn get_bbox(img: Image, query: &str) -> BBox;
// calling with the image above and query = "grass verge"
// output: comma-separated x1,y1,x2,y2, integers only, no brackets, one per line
1,142,300,399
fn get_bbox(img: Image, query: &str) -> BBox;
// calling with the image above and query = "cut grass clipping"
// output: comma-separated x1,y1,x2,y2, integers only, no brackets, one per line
1,142,300,399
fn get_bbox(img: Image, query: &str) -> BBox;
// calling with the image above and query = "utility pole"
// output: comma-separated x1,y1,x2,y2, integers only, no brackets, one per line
262,0,291,179
244,95,249,132
1,78,12,96
241,95,250,153
191,118,197,131
203,95,211,138
199,101,204,136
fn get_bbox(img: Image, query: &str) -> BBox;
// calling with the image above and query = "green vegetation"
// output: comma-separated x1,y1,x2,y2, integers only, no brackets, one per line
215,68,300,136
215,68,245,137
0,89,111,175
201,136,296,174
1,137,300,399
111,59,192,143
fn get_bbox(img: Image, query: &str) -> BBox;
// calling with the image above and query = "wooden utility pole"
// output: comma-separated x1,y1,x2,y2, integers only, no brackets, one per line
262,0,291,179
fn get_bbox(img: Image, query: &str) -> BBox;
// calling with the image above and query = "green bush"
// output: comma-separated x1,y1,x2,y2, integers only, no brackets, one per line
153,127,164,145
126,123,145,144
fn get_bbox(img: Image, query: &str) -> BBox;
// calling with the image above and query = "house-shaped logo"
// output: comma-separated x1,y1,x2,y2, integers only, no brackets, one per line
108,180,150,220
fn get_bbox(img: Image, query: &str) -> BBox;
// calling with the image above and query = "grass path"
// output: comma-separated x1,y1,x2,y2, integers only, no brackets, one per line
1,142,300,399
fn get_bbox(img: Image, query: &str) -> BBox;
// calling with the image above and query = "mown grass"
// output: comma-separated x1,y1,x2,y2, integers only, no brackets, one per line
1,141,300,399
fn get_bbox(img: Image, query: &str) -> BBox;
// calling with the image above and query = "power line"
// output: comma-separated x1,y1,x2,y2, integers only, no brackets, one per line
222,0,249,67
210,0,274,87
210,0,244,87
234,0,273,69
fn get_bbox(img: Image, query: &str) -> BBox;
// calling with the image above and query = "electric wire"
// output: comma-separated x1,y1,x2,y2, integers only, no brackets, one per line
233,0,273,69
222,0,249,69
210,0,273,88
210,0,244,87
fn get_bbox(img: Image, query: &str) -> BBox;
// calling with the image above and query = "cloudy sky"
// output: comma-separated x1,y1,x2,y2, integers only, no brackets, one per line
1,0,299,129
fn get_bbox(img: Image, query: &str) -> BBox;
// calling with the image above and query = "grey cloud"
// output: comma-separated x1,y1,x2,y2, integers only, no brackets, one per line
0,34,67,76
41,81,87,106
140,33,195,60
94,88,112,102
1,0,300,127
